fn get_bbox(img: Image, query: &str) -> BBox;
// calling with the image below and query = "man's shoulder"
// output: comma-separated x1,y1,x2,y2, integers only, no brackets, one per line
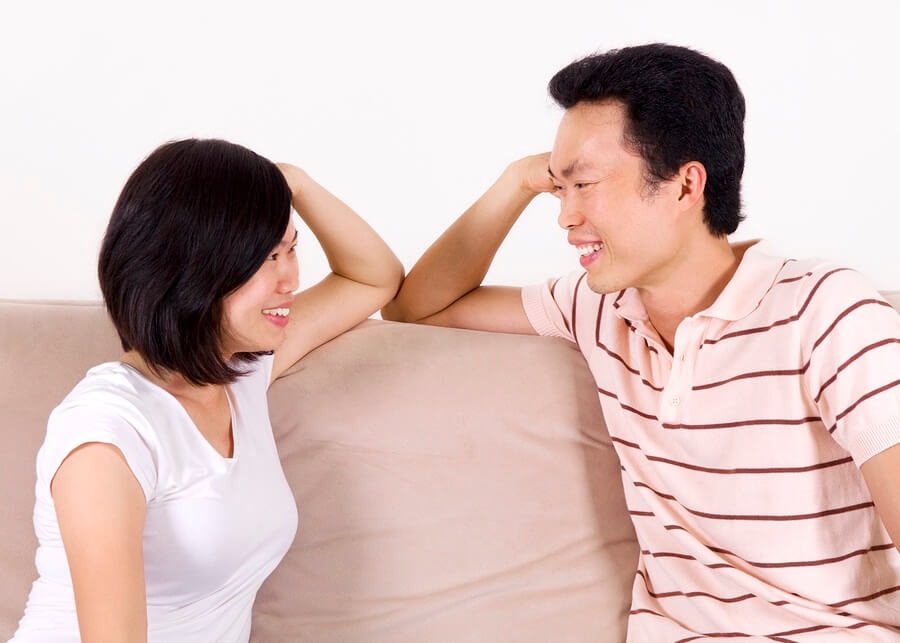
750,246,876,309
749,252,898,341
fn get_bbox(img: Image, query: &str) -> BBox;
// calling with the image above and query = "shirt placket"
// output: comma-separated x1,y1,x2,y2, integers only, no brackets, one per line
659,317,706,423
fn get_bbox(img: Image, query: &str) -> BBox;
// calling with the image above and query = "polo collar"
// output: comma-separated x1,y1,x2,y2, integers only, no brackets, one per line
613,240,787,324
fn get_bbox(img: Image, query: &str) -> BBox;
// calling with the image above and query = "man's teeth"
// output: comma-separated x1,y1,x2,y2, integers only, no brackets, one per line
263,308,290,317
577,243,602,256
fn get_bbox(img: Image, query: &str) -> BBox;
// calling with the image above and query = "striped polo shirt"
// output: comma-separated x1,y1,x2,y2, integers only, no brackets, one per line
522,242,900,641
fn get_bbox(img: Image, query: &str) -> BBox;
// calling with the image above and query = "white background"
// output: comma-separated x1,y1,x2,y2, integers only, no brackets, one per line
2,0,898,301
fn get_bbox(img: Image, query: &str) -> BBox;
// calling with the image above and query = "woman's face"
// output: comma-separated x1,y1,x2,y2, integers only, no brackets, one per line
220,223,299,356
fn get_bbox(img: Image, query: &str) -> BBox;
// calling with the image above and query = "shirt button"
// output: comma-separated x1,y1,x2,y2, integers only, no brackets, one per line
670,396,680,406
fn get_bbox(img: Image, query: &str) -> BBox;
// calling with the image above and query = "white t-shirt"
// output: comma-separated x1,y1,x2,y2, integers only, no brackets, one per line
12,354,298,642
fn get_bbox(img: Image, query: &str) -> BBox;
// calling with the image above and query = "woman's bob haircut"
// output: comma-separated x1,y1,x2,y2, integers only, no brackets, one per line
98,138,292,386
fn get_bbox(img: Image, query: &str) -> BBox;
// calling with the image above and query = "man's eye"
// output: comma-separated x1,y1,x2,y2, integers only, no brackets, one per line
288,244,298,254
269,252,279,261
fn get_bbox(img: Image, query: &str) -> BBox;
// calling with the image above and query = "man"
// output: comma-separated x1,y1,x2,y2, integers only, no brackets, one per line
382,44,900,639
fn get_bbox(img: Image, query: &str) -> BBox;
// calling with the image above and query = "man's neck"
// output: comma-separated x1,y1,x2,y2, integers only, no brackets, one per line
638,239,753,352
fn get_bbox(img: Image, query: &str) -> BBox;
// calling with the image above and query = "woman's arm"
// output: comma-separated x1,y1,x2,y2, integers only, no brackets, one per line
52,442,148,642
270,164,404,381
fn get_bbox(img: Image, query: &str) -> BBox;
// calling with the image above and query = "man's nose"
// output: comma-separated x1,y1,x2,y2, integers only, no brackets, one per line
557,197,584,230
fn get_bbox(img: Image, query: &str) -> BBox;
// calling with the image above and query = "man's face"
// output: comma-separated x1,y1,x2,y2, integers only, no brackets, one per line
549,100,685,295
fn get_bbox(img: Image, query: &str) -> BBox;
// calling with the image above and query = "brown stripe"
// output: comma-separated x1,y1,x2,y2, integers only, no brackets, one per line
772,269,810,286
675,633,792,642
642,542,896,570
694,333,896,394
706,543,897,570
549,277,560,299
593,342,664,390
641,549,734,571
642,549,696,562
673,621,872,643
640,517,897,572
701,268,851,347
569,272,587,349
829,379,900,433
610,435,854,474
768,621,872,638
598,387,660,420
661,416,822,431
809,299,895,354
549,278,571,335
631,480,875,521
694,367,807,391
594,294,666,391
634,570,881,642
815,338,900,403
636,569,756,603
828,583,900,608
629,607,664,617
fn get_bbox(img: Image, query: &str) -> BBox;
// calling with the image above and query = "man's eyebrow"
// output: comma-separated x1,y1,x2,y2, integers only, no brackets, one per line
548,161,589,180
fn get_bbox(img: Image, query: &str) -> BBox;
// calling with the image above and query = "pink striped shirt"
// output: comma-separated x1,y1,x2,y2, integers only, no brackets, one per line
522,242,900,640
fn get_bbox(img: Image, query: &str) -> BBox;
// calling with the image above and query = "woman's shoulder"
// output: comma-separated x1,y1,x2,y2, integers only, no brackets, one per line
38,362,163,498
56,361,150,415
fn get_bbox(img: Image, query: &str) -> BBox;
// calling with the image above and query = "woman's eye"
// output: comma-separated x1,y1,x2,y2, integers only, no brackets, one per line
269,252,279,261
288,244,298,254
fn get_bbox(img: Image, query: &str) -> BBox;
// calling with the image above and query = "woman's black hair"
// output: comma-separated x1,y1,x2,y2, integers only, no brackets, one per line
98,138,292,385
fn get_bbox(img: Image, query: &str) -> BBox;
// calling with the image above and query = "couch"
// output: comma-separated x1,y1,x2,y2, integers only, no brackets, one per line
1,299,641,642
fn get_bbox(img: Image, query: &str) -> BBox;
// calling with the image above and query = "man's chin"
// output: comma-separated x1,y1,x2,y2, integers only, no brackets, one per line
585,272,621,295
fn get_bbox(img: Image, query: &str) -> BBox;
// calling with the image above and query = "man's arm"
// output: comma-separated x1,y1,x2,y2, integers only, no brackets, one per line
861,443,900,551
381,153,554,333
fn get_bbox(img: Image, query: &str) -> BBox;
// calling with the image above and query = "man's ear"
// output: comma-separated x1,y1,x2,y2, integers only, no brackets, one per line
676,161,706,210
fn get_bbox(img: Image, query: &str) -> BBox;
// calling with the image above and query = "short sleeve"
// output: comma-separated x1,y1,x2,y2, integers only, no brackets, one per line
37,403,158,501
800,267,900,465
521,272,585,343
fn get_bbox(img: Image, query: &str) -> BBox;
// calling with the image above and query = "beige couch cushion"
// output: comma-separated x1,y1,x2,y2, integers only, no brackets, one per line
0,301,638,641
253,321,637,642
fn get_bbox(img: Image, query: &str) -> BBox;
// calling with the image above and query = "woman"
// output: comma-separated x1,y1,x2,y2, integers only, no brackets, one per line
12,138,403,642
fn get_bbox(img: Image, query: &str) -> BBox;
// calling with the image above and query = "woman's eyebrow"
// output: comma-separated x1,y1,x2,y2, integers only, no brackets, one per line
278,230,299,247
